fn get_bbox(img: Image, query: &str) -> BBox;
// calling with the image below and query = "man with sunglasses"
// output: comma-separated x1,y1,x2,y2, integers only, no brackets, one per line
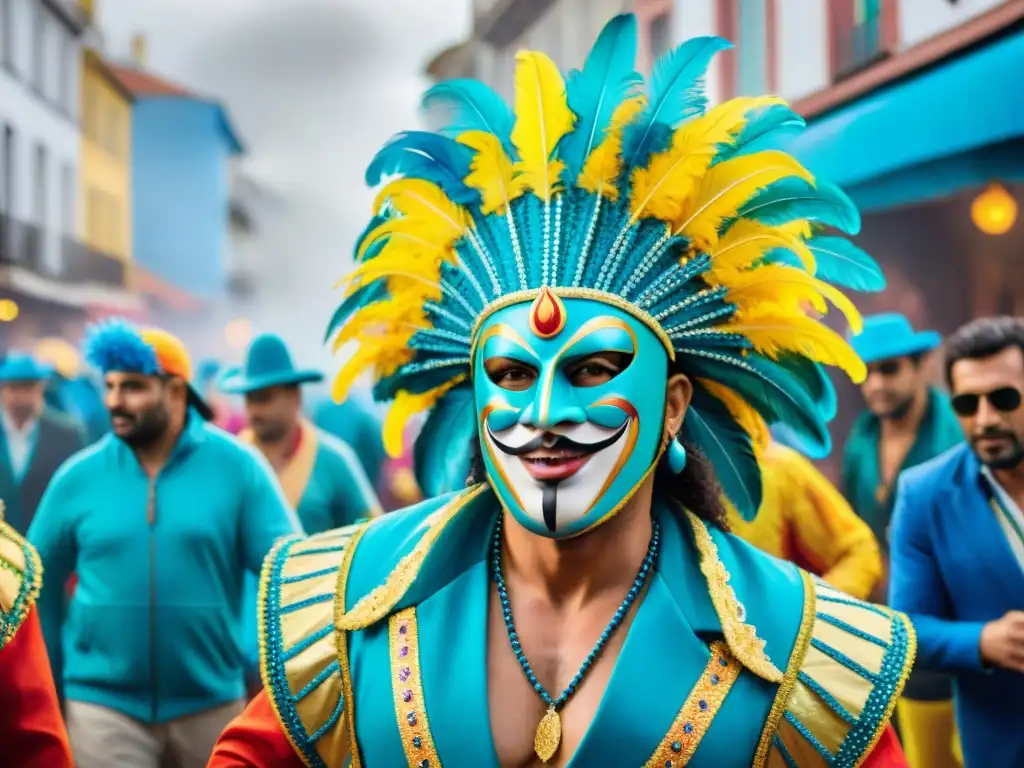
844,312,964,768
890,315,1024,768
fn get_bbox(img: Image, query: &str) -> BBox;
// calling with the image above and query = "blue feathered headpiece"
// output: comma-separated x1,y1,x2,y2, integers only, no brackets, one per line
326,14,885,518
83,318,160,376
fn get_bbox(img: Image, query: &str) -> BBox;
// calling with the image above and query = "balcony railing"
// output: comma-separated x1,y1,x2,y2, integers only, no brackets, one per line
62,238,127,288
0,214,127,289
835,18,887,79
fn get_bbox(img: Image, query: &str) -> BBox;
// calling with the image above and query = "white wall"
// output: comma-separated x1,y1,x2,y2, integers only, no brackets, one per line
898,0,1005,49
776,0,827,101
0,0,82,274
672,0,721,103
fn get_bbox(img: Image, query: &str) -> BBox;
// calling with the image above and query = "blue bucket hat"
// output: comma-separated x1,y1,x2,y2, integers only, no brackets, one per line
218,333,323,395
850,313,942,366
0,352,54,384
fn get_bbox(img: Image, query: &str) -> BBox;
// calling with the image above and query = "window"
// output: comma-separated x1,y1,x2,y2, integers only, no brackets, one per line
61,162,73,234
736,0,767,96
830,0,891,79
33,143,47,228
0,0,11,71
650,12,672,64
32,1,45,92
58,33,71,113
0,125,12,216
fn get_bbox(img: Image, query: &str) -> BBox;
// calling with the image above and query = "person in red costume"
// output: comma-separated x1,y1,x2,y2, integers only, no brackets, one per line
1,514,72,768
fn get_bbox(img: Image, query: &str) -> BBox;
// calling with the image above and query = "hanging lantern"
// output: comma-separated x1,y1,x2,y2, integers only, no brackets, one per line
971,182,1018,236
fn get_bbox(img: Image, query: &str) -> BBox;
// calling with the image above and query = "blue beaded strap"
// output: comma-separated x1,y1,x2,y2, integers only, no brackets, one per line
490,514,660,712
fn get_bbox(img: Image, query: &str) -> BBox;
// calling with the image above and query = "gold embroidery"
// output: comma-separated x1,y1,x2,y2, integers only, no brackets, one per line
752,570,815,767
334,524,370,768
0,512,42,650
336,485,488,631
644,641,741,767
389,608,441,767
686,512,784,682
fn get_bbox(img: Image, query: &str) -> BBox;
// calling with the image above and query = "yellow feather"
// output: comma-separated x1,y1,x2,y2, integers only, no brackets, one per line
675,150,814,252
510,50,574,202
721,263,864,334
382,374,468,457
458,131,516,215
706,219,815,281
727,305,867,382
360,180,467,259
630,96,785,223
697,377,771,456
577,95,645,202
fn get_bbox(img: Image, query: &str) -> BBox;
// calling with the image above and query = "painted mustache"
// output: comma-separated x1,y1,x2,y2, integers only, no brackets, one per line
488,420,629,457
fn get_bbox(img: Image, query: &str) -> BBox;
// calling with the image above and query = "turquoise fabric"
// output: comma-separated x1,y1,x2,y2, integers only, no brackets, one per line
340,489,806,766
787,30,1024,207
219,333,322,394
27,412,300,723
312,398,386,487
850,313,940,366
296,431,379,533
842,387,963,547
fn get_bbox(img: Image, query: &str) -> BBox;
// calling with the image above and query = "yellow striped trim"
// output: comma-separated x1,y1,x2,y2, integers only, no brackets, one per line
335,524,370,768
389,608,441,766
645,641,741,767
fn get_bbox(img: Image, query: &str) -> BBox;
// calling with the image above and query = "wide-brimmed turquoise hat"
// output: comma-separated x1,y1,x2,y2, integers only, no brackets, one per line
850,313,942,365
218,333,323,395
0,352,54,384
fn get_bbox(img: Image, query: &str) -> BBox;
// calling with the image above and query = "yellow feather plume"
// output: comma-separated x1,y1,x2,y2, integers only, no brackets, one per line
720,262,864,334
510,50,575,202
706,219,815,282
629,96,785,223
331,333,416,405
459,131,516,215
697,377,771,456
675,150,814,252
383,374,468,458
727,305,867,382
360,179,467,259
577,95,645,202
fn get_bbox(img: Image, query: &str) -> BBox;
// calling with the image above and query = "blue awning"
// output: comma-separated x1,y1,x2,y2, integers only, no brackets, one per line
787,30,1024,211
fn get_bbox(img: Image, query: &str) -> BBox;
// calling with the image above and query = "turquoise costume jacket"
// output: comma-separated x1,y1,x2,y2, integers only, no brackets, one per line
258,486,915,767
28,412,301,723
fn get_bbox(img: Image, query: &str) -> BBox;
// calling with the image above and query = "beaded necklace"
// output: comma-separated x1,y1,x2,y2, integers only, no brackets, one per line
490,514,661,763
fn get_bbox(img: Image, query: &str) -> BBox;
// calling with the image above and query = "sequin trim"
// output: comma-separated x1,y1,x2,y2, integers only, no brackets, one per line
752,570,815,768
389,608,441,768
0,518,42,650
644,641,741,767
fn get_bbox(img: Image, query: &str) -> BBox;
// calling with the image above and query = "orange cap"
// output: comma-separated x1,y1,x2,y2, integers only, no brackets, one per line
138,328,194,381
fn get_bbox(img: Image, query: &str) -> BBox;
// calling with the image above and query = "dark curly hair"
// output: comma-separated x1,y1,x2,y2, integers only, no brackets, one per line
465,436,728,529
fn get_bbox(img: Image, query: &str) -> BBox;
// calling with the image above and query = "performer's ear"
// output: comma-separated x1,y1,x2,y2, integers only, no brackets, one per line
663,373,692,437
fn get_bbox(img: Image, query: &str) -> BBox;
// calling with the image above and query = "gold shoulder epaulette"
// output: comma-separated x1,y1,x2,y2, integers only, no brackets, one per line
0,517,43,650
758,577,915,768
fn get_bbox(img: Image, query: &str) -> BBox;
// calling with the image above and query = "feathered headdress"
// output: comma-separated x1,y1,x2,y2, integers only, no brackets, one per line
326,15,884,519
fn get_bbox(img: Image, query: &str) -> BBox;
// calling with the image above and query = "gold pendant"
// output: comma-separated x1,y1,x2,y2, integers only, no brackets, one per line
534,705,562,763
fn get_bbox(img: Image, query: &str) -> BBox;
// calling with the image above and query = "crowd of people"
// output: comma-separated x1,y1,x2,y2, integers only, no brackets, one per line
2,12,1023,768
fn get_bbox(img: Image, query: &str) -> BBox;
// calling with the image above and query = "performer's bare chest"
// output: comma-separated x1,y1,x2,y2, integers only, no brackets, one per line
485,585,641,768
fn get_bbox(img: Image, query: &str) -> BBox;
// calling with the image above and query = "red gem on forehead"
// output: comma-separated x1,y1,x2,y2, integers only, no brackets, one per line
529,287,566,339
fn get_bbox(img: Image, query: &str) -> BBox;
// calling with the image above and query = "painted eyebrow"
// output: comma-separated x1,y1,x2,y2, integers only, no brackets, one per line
478,323,540,362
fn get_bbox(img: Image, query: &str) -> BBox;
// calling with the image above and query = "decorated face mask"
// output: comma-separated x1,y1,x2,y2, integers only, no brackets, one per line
474,289,669,538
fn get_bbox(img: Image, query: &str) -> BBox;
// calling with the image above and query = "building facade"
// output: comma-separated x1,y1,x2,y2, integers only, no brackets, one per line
110,47,243,302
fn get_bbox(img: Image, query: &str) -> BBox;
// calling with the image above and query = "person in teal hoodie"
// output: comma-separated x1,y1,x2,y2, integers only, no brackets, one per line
27,319,300,768
219,332,380,686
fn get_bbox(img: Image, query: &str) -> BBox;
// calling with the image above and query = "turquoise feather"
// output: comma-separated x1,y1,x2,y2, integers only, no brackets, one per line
807,236,886,292
726,103,805,160
323,279,389,343
621,36,732,169
365,131,480,205
413,384,477,497
560,13,641,180
738,178,861,234
421,79,516,155
682,384,761,520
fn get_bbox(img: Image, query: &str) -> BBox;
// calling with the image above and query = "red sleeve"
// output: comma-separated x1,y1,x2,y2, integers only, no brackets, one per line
861,725,908,768
208,691,305,768
0,608,73,768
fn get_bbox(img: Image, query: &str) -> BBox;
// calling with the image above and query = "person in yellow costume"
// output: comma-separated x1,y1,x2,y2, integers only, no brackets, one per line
728,436,883,600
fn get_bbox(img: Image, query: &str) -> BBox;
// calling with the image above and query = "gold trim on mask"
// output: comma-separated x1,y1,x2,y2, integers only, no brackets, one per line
469,287,675,362
577,397,640,518
477,323,540,361
479,402,527,512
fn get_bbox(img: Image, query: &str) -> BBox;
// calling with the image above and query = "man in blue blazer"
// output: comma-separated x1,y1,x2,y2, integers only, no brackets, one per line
891,315,1024,768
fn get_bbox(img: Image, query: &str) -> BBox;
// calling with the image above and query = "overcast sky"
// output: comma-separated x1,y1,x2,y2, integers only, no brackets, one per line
95,0,470,367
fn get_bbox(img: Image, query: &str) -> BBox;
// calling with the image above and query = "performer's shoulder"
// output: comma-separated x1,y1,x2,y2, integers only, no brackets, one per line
0,513,42,650
756,577,916,767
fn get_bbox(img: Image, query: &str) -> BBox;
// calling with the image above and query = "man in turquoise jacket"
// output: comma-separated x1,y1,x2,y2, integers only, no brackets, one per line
27,320,300,768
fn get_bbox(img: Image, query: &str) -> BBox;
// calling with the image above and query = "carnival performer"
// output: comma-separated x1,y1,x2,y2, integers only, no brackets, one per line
28,320,300,768
729,437,883,599
211,15,910,767
0,510,72,768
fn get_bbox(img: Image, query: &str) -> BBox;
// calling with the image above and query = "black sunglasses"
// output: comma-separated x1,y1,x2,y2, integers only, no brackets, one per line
951,387,1022,417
